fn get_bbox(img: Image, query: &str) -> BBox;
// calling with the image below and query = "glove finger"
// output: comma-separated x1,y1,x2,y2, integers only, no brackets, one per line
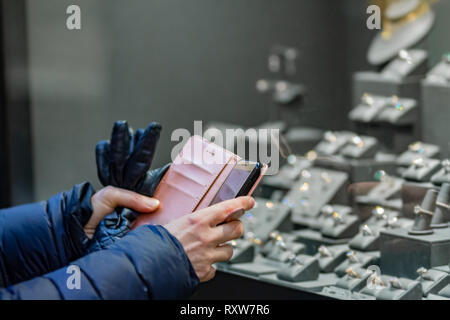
123,122,162,189
131,128,144,153
136,163,171,196
96,140,111,186
110,121,131,187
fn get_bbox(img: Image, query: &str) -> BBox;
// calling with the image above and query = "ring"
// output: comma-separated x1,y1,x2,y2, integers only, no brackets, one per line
270,231,282,242
389,277,403,289
412,157,427,168
351,135,365,148
399,49,413,64
436,201,450,210
324,131,337,143
409,142,424,153
321,205,334,216
288,254,302,266
361,93,374,106
417,267,428,279
321,172,332,184
318,245,332,258
387,216,399,228
346,250,359,263
362,224,373,237
230,240,238,248
333,212,344,225
372,206,386,219
345,267,360,279
414,204,434,216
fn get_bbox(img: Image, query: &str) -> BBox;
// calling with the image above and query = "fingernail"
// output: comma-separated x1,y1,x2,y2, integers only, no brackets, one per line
146,198,160,209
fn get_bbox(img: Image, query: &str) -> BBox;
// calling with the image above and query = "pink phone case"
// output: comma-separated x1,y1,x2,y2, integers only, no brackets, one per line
131,135,267,228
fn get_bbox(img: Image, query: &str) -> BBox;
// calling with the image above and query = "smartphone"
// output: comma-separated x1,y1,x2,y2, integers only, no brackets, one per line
210,160,262,206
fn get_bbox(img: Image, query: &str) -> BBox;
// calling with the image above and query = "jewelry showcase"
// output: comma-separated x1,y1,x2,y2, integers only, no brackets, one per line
196,0,450,300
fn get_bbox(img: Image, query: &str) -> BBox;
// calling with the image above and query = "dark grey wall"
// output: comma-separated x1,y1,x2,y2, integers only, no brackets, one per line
27,0,354,201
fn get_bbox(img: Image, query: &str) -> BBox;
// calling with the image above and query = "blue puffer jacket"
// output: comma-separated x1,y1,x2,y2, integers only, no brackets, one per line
0,182,199,299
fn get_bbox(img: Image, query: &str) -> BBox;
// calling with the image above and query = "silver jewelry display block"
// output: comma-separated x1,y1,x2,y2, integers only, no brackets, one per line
415,268,450,297
261,158,311,191
260,272,339,293
228,241,256,264
352,70,425,107
314,155,397,184
313,244,349,273
359,275,422,300
334,251,380,277
379,227,450,279
283,126,323,155
292,229,351,255
282,168,350,226
401,181,435,219
243,198,292,242
352,71,425,153
421,80,450,158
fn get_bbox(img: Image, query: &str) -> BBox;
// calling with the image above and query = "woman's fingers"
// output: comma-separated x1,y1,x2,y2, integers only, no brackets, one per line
197,196,255,227
102,186,160,212
210,220,244,245
212,244,234,263
84,186,160,238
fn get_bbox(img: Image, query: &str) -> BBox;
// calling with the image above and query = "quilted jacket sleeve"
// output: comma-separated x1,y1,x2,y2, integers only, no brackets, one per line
0,225,199,300
0,182,94,287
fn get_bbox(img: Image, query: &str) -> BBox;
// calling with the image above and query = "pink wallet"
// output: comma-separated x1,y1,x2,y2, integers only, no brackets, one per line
131,135,267,228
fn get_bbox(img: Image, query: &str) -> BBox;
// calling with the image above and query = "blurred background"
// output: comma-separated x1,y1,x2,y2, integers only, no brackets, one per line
0,0,449,206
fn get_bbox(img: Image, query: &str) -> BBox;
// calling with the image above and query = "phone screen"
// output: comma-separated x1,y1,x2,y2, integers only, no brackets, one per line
210,161,261,206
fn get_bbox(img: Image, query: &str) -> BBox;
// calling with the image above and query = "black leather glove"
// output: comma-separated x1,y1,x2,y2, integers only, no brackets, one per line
88,121,170,252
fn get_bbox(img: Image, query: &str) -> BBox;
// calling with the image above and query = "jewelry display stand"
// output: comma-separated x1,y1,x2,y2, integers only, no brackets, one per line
242,198,292,243
283,126,323,155
415,267,450,297
431,160,450,186
349,94,390,123
314,131,354,156
396,141,441,167
437,282,450,299
262,156,311,192
281,168,349,226
334,250,379,277
409,189,438,235
354,49,427,105
228,240,256,264
402,158,441,182
339,135,379,159
356,170,404,209
228,231,305,276
308,205,352,231
352,49,427,153
276,254,319,282
320,208,360,239
313,244,349,273
430,183,450,228
360,275,422,300
326,267,372,295
348,225,383,252
422,58,450,158
380,226,450,279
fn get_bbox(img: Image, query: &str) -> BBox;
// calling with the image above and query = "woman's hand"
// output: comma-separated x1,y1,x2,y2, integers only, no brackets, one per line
84,186,160,239
165,196,255,282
